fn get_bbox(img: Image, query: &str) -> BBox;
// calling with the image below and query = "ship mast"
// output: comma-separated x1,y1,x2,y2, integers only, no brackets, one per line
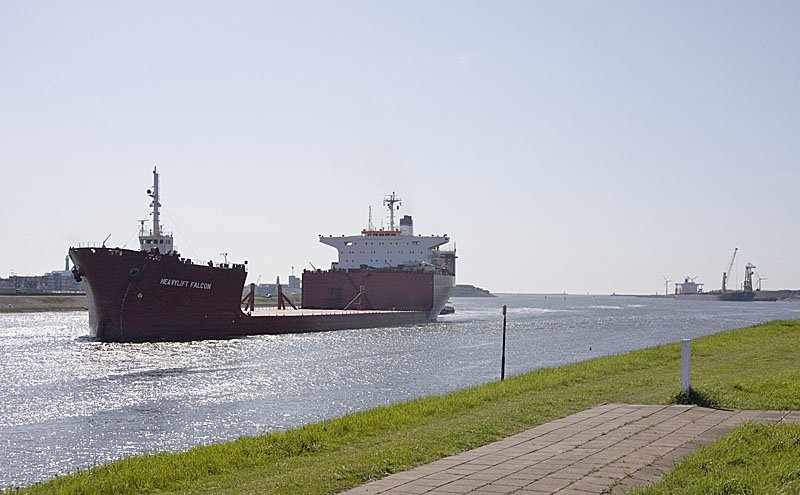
148,167,161,237
139,167,174,254
383,191,401,231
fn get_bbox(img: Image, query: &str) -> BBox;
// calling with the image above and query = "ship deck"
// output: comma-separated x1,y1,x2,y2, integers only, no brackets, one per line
246,308,422,317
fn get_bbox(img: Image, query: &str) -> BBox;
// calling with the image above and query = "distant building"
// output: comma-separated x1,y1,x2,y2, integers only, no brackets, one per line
0,256,84,294
0,271,83,294
245,274,301,297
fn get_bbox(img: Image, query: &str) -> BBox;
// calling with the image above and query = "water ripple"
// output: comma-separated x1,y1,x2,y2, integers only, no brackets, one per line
1,296,798,488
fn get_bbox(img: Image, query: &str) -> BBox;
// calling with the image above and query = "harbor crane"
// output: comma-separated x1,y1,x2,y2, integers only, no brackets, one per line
721,247,738,293
744,263,756,292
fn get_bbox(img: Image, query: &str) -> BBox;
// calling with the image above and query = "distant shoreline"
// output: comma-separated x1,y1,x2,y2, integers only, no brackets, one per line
451,284,495,297
612,289,799,302
0,294,88,313
4,290,796,314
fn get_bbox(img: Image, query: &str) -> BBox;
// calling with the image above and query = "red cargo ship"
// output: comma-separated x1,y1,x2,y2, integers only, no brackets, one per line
68,169,455,342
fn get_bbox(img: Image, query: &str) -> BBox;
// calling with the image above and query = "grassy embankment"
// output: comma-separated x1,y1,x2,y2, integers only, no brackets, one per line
6,319,800,495
630,422,800,494
0,295,87,313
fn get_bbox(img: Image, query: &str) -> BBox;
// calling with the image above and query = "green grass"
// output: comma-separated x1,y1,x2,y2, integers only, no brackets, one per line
5,319,800,495
629,423,800,494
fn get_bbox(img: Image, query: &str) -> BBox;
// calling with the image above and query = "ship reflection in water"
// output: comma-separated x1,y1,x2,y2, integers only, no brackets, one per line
2,295,799,488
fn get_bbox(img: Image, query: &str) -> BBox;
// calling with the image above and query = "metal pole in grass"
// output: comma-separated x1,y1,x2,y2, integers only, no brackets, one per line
681,339,691,395
501,305,507,381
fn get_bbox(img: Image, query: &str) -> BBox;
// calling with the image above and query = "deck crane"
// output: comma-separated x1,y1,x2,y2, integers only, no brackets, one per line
721,248,738,293
744,263,756,292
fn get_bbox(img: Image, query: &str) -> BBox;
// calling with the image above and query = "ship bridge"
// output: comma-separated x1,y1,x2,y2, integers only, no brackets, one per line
320,230,450,271
320,192,453,273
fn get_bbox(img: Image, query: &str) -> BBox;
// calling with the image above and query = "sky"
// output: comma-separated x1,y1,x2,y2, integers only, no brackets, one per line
1,1,798,294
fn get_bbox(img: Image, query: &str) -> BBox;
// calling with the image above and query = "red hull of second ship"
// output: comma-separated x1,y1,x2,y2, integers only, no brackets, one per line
301,268,454,321
302,269,436,311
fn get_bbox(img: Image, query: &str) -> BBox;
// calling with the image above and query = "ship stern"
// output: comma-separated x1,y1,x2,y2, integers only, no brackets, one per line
430,273,455,321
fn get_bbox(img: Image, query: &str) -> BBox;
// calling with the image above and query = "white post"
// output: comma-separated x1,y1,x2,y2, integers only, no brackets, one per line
681,339,691,394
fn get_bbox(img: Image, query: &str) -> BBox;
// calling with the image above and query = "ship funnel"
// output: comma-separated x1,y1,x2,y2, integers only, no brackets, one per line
399,215,414,236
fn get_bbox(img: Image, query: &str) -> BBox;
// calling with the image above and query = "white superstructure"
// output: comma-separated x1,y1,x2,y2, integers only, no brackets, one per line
675,276,704,295
320,192,452,272
138,166,174,254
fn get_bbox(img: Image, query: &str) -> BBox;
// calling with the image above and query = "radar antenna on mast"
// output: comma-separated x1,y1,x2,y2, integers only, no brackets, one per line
139,167,174,254
146,166,162,237
383,191,402,231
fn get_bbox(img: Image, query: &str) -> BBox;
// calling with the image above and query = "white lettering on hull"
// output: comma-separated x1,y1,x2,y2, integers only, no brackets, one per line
160,278,212,290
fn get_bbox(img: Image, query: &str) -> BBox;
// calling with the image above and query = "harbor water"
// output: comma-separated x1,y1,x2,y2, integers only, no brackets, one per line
2,294,799,488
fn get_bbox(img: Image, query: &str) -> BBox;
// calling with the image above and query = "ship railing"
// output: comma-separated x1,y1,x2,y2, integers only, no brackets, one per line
176,258,246,271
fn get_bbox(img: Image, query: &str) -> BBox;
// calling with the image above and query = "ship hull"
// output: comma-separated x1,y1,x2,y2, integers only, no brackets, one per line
69,247,435,342
301,268,455,320
673,291,757,302
718,291,756,302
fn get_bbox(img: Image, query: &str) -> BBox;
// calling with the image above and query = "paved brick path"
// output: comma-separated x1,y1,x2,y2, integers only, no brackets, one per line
340,403,800,495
